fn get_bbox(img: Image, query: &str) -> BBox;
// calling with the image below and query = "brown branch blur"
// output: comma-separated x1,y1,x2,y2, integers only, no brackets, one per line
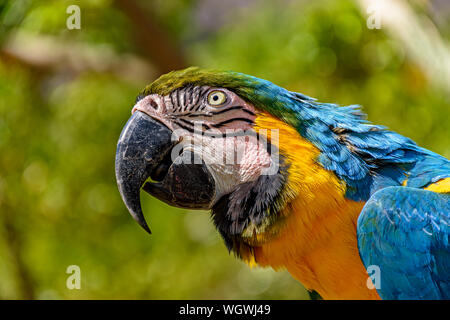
2,206,35,299
1,33,155,84
114,0,188,74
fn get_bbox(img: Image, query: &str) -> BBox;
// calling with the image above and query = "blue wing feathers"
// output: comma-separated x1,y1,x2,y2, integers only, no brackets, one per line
357,187,450,299
238,77,450,299
289,90,450,200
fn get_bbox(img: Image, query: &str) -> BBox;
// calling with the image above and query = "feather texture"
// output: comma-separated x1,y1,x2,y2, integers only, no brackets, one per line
357,186,450,299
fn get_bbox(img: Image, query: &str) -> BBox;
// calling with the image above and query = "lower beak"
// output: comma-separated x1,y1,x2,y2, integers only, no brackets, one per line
115,111,215,234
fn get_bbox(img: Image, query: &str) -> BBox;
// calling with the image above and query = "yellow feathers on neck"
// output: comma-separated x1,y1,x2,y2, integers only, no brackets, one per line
246,112,380,300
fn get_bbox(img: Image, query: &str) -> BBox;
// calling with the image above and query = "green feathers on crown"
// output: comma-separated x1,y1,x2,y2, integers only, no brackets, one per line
140,66,301,128
142,67,256,99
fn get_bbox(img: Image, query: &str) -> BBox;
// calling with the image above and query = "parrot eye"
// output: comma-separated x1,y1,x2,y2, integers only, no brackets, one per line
207,90,227,106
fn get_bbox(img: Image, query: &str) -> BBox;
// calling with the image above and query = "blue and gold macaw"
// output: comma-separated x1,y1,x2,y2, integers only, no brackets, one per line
115,67,450,299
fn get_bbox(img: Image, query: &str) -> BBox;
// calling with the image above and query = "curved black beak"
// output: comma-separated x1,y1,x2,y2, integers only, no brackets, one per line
115,111,216,234
115,111,175,234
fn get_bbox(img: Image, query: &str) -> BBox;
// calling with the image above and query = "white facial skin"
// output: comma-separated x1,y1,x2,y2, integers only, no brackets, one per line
132,86,273,206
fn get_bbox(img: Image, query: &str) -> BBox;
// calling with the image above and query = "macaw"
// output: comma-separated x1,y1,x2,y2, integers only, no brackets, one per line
115,67,450,300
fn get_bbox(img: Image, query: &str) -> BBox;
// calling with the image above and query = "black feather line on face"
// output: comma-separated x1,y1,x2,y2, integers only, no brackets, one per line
169,91,177,110
186,113,213,118
181,89,187,112
191,86,200,110
177,118,211,131
193,87,208,111
211,154,289,253
211,118,254,128
173,120,195,133
187,85,194,106
210,106,256,116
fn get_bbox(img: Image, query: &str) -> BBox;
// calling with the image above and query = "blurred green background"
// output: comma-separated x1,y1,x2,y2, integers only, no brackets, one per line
0,0,448,299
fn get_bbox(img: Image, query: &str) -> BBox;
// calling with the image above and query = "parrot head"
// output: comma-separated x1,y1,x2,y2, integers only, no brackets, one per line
115,66,366,257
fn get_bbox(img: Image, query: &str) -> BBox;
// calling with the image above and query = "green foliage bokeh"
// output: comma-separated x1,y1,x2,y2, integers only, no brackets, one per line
0,0,448,299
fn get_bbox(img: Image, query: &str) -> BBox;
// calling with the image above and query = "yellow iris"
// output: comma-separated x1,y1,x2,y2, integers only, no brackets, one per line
207,90,227,106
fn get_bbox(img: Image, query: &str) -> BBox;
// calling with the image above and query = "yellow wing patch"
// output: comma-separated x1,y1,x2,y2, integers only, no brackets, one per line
424,178,450,193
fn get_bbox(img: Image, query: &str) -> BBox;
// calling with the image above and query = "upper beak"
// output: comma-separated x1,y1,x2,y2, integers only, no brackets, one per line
115,111,175,233
115,110,216,234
